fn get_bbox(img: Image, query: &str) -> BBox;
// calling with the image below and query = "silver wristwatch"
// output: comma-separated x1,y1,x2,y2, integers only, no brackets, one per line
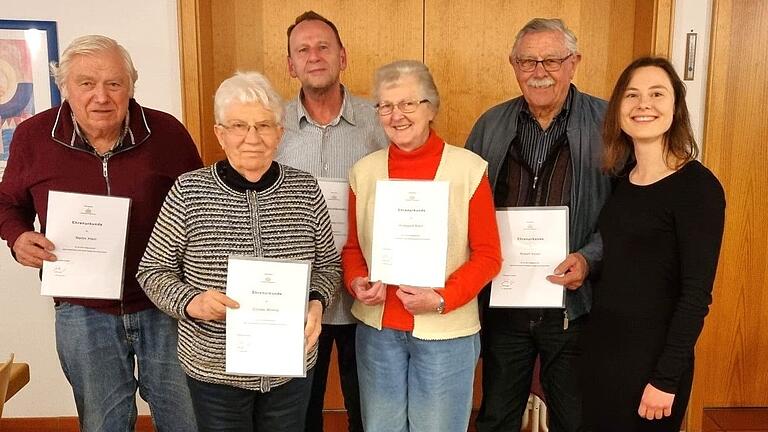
436,294,445,314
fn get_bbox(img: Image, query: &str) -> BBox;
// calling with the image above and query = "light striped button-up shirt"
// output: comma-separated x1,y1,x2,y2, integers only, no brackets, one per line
277,86,388,324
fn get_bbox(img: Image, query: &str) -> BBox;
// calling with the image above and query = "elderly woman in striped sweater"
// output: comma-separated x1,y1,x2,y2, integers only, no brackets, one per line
137,71,341,432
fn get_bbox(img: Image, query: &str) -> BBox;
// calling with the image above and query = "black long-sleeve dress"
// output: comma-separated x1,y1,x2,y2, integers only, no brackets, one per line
581,161,725,431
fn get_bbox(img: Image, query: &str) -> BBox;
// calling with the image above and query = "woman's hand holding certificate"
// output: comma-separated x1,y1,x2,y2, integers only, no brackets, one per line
396,285,443,315
186,290,240,321
304,300,323,354
350,276,386,305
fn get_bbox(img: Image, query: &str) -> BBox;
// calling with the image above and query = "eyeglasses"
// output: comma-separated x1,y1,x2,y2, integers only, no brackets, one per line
514,53,573,72
375,99,430,116
218,121,278,138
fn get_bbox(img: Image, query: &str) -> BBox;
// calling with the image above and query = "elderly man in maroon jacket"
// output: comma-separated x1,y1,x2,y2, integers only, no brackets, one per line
0,35,201,431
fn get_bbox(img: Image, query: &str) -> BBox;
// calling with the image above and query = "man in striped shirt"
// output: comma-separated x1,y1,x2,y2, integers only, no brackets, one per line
466,18,612,432
278,10,387,432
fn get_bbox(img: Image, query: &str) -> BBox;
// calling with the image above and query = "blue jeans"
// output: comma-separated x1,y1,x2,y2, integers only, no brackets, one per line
186,369,314,432
54,303,196,432
476,308,584,432
356,324,480,432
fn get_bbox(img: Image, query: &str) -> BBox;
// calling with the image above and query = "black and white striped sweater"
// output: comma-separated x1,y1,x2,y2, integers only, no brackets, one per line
137,161,341,392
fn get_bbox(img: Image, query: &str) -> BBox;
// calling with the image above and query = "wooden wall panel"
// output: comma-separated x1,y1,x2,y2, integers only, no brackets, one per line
425,0,637,147
690,0,768,430
195,0,423,165
633,0,674,58
255,0,425,101
178,0,215,161
181,0,671,162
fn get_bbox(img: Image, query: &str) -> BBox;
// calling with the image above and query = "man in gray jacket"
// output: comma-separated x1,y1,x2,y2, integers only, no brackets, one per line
466,18,611,432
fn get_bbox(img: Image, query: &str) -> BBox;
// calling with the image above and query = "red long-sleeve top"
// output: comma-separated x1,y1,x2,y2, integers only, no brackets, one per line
341,130,501,331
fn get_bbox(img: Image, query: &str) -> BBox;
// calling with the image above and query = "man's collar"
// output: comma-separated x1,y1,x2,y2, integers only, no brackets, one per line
52,99,150,151
71,110,132,154
296,85,355,128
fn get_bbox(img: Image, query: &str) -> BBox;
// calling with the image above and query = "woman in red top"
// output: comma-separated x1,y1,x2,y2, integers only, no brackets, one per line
342,60,502,432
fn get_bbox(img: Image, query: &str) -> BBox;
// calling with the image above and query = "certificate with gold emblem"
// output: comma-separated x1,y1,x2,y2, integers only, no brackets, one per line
225,256,310,377
41,191,131,299
490,207,569,308
369,180,449,287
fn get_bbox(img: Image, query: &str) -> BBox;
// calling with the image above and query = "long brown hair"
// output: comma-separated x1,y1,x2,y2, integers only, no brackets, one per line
602,57,698,175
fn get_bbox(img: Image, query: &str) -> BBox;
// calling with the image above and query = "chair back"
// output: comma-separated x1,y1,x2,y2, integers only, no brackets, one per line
0,353,15,418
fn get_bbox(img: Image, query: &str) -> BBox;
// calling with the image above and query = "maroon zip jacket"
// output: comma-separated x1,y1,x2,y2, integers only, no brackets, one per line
0,99,203,314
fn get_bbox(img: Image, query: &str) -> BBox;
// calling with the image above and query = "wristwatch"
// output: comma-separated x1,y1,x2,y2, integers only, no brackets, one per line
436,294,445,314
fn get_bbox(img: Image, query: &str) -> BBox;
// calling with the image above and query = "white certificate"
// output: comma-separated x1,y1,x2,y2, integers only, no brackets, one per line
490,207,569,308
41,191,131,299
370,180,449,287
317,178,348,253
225,256,310,377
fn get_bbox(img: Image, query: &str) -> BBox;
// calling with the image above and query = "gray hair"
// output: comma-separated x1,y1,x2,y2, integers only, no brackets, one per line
50,35,138,98
373,60,440,113
214,71,284,125
511,18,579,58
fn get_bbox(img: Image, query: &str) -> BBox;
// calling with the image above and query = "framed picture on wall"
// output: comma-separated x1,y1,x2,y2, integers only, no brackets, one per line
0,19,60,179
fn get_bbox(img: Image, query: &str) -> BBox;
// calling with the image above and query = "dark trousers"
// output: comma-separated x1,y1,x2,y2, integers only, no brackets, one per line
187,369,314,432
306,323,363,432
476,308,584,432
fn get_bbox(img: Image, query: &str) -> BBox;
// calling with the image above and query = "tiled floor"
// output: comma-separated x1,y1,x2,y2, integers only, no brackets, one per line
703,407,768,432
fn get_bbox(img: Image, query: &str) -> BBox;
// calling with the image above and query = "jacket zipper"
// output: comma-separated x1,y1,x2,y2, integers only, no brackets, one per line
101,153,112,196
100,152,122,313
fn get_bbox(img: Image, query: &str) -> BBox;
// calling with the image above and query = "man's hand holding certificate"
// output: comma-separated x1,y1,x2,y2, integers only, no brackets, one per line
490,207,569,308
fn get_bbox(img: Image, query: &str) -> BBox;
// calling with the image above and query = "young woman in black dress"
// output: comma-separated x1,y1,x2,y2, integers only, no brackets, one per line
581,57,725,431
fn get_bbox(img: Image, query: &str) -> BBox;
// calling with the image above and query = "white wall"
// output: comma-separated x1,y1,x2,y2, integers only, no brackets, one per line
1,0,182,417
670,0,713,151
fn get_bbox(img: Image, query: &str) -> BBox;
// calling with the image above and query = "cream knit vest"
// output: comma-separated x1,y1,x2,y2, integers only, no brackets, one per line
349,144,488,340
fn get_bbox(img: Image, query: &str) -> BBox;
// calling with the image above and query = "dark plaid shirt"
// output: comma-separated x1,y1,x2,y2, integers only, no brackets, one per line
495,87,573,208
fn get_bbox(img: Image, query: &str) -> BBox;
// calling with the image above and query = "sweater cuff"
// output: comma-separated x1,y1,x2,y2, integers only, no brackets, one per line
309,291,327,311
4,224,33,256
178,289,203,320
648,376,679,395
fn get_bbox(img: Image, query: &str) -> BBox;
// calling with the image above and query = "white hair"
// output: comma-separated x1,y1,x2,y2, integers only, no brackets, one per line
373,60,440,112
50,35,138,98
511,18,579,58
214,71,284,124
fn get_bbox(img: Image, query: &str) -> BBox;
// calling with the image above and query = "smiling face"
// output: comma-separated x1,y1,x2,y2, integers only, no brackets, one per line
64,48,131,143
214,102,284,182
376,75,436,152
620,66,675,147
287,19,347,92
511,30,579,116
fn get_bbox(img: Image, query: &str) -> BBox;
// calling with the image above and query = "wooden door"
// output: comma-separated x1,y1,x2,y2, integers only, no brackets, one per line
689,0,768,430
